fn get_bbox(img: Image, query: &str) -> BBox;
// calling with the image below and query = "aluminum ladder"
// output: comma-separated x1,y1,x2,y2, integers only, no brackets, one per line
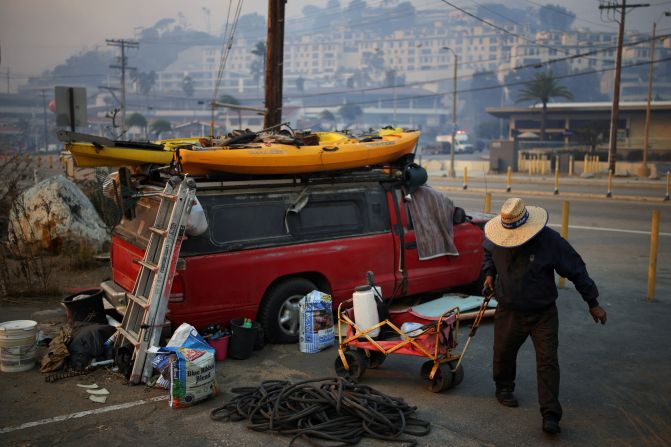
115,175,196,384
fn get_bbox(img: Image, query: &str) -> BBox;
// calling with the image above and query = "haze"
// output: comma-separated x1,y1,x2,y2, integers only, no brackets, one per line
1,0,669,85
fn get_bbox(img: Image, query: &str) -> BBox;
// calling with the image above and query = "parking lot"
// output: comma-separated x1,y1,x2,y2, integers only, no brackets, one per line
1,183,670,447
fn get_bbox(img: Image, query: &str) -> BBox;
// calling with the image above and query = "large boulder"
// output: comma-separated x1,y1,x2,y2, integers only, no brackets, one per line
7,175,109,256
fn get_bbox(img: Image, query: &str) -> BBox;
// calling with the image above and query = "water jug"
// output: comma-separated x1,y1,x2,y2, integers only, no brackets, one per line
352,285,380,337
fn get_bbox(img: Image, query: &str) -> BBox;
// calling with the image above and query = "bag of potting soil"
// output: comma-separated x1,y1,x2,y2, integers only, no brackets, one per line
299,290,335,353
158,323,218,408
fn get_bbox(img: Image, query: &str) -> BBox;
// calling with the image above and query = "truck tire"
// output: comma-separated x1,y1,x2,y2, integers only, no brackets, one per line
258,278,318,344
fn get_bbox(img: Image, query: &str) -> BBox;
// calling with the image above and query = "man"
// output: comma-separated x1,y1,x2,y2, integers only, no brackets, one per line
482,197,607,435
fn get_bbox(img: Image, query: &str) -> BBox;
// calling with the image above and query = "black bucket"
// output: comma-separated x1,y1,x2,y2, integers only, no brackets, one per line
62,289,107,325
228,318,260,360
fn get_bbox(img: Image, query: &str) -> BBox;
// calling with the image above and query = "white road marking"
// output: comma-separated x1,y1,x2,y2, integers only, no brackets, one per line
0,395,169,434
548,223,671,237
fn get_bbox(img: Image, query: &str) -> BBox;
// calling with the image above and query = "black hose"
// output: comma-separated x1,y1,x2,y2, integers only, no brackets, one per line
210,377,430,446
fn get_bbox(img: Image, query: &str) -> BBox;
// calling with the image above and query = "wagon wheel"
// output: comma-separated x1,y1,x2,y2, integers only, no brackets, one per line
427,364,454,393
420,360,434,381
359,349,386,369
334,350,367,381
448,360,464,388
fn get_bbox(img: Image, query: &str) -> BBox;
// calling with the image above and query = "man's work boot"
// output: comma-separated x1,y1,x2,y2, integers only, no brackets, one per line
495,388,519,407
542,415,561,434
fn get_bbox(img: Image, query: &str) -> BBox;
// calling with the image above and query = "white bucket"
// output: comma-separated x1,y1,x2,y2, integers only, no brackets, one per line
0,320,38,372
353,286,381,337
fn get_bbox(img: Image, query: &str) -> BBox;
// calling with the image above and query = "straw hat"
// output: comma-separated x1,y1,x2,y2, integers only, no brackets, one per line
484,198,548,247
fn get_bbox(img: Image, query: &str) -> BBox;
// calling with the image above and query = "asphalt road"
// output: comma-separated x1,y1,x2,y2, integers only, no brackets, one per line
1,187,670,447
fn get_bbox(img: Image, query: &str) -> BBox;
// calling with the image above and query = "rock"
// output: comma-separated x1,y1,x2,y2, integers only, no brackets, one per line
7,175,109,256
580,172,595,179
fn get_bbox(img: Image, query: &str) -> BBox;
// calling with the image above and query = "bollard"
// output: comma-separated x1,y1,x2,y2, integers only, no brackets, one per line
484,192,492,213
665,172,670,201
558,201,570,289
554,157,559,195
24,154,30,162
506,166,512,192
606,169,613,198
596,155,600,174
568,155,573,177
49,155,54,169
541,155,546,176
528,155,532,175
583,154,588,175
647,209,660,300
463,166,468,190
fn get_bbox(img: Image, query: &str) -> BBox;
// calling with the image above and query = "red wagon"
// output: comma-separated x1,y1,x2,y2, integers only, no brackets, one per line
335,292,492,392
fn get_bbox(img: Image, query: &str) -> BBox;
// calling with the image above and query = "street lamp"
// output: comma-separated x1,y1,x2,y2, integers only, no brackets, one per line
640,11,671,178
442,47,457,177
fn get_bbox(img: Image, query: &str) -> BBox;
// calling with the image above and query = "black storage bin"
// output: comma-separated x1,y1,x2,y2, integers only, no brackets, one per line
228,318,260,360
61,289,108,325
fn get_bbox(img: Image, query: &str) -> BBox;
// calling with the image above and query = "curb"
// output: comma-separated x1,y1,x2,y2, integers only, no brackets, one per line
432,185,670,204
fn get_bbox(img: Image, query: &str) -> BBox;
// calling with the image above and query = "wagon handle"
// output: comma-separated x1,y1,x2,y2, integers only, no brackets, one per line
451,291,494,372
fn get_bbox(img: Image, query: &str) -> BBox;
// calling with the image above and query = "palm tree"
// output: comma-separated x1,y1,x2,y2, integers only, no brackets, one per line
250,41,266,95
150,119,172,139
516,71,573,141
219,94,242,129
125,113,148,139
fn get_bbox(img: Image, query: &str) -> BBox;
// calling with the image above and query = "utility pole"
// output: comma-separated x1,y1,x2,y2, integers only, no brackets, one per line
599,0,649,174
264,0,286,129
106,39,139,136
40,89,49,152
640,11,671,178
442,47,458,177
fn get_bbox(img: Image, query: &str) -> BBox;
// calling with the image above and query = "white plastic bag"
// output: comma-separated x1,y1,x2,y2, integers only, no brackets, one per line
299,291,335,353
186,197,208,236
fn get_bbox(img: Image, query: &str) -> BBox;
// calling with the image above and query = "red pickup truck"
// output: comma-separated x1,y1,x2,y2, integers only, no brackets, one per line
103,171,487,343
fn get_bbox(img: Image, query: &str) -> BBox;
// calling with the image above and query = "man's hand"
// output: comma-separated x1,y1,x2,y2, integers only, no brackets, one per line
482,275,494,296
590,306,607,325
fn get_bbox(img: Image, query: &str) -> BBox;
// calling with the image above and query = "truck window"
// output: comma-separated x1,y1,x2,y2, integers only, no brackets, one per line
210,201,288,245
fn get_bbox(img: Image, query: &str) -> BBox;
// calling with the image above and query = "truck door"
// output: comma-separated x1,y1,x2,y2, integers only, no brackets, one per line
388,186,483,297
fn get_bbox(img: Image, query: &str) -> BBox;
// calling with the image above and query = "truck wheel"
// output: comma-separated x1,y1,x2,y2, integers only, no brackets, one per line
258,278,317,344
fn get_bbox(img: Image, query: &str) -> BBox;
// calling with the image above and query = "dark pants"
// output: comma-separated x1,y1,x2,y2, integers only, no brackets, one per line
493,303,562,420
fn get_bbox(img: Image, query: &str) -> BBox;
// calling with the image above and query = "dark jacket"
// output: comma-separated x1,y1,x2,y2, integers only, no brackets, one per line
483,227,599,312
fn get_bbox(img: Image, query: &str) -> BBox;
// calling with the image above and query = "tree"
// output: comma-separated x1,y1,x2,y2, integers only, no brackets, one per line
516,71,573,141
219,94,242,128
150,119,172,139
295,76,305,92
250,41,266,94
319,109,337,130
136,71,157,95
126,112,148,138
338,103,363,128
182,74,195,97
573,120,609,154
538,4,575,32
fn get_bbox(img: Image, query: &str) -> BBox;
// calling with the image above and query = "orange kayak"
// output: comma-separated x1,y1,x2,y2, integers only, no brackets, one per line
177,130,420,175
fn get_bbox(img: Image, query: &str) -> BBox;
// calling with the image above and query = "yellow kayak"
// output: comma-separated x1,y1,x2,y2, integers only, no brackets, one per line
57,131,200,168
178,130,420,175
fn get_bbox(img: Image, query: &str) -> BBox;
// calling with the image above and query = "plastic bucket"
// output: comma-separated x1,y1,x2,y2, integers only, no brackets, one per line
62,289,107,325
228,319,259,360
0,320,38,372
209,335,230,362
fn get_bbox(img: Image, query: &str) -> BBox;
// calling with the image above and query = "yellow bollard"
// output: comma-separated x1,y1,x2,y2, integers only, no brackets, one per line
484,192,492,213
558,201,570,289
647,209,660,300
568,155,573,177
24,154,30,162
554,158,559,195
49,155,54,169
583,154,588,174
595,155,600,174
463,166,468,190
541,155,546,176
506,166,512,193
665,172,669,201
527,155,532,175
606,169,613,198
